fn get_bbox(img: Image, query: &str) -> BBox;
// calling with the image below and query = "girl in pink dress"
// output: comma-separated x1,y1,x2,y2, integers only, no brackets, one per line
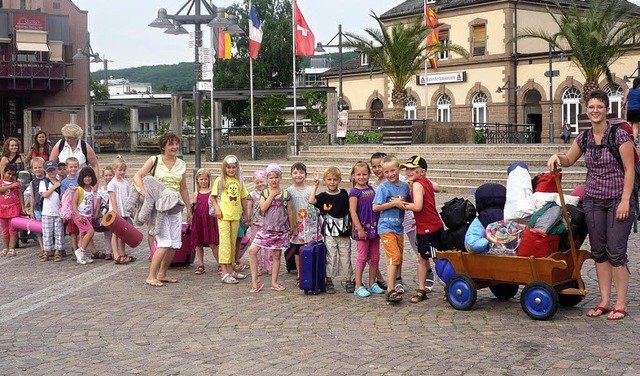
191,168,219,275
0,164,25,257
248,171,271,275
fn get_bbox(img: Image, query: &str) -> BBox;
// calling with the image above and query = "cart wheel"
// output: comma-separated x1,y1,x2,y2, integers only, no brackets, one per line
445,274,477,311
558,281,584,307
520,281,559,320
489,283,519,300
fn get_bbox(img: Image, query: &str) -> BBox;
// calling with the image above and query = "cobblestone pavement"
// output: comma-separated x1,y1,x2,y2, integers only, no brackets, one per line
1,192,639,376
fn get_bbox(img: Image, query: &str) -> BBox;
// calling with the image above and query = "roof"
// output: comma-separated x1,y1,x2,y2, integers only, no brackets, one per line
380,0,640,20
321,56,382,77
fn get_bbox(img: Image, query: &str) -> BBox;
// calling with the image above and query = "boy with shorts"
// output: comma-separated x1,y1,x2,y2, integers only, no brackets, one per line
372,155,410,302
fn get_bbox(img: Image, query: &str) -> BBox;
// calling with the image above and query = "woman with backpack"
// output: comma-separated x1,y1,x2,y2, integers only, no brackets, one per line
48,123,100,176
547,89,634,321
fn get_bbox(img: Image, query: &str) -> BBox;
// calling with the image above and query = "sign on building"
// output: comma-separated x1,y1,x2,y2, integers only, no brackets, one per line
337,110,348,138
416,72,466,85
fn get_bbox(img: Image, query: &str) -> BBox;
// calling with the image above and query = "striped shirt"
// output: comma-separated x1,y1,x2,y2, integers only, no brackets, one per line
577,124,633,199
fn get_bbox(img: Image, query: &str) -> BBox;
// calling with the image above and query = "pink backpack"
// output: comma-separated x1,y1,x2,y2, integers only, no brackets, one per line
59,187,82,221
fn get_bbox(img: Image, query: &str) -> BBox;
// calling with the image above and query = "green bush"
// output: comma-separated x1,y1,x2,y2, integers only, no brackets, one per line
345,131,383,144
474,130,486,144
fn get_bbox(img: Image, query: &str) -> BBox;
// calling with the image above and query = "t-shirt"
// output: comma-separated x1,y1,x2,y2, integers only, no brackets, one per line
76,189,95,217
60,176,77,197
39,179,60,216
58,140,87,168
411,178,444,234
248,191,264,227
313,189,351,237
373,180,410,235
212,176,248,221
287,185,318,244
348,185,379,240
107,179,131,217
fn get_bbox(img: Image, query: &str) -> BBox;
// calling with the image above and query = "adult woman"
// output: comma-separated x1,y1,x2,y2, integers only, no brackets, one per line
547,90,633,321
24,131,51,165
134,133,192,287
0,137,25,175
622,77,640,143
48,123,100,174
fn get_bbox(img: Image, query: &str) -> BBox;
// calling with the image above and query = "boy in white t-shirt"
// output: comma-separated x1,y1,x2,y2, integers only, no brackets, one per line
39,160,64,262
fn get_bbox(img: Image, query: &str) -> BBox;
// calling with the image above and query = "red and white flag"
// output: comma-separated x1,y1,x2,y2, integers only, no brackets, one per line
294,2,315,56
425,1,439,69
248,6,263,59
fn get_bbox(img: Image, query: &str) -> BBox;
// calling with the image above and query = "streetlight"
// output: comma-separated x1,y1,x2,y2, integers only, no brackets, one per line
315,24,351,111
623,61,640,82
73,36,102,147
149,1,240,169
545,44,567,143
496,76,521,125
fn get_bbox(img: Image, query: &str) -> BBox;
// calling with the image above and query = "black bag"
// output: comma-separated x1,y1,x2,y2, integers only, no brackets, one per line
440,197,476,230
440,225,469,252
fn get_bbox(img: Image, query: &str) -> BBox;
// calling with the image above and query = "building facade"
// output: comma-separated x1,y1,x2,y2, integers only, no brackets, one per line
322,0,640,143
0,0,88,147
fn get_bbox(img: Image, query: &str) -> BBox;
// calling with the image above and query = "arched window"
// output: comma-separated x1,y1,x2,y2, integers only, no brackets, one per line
562,87,581,133
405,96,418,120
472,92,488,128
370,98,384,118
605,85,624,118
437,94,451,122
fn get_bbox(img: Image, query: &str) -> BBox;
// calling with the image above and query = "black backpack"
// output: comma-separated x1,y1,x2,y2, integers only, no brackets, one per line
57,139,87,162
440,197,476,230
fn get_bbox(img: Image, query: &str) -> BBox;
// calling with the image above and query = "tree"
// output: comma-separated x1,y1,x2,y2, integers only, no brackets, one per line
90,77,109,100
345,12,468,119
516,0,640,99
303,88,327,125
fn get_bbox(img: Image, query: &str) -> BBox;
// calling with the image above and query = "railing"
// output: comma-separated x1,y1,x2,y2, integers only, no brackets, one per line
473,122,535,144
0,60,67,79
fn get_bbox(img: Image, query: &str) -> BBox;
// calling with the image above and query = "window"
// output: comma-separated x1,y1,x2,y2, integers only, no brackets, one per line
360,53,369,66
472,92,488,128
405,97,418,120
437,94,451,122
426,0,435,3
472,24,486,56
437,30,449,61
53,2,61,9
562,87,582,133
605,85,624,118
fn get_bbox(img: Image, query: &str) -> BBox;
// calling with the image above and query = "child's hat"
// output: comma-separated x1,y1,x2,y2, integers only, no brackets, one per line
402,155,428,170
265,163,282,174
253,170,267,180
44,160,58,171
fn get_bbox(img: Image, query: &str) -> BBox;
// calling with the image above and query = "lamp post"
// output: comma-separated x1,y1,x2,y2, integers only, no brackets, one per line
149,1,238,169
315,24,351,111
73,36,102,147
545,44,566,143
623,61,640,82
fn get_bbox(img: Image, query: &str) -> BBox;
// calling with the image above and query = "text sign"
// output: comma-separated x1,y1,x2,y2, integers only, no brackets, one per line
13,13,46,31
416,72,466,85
544,70,560,77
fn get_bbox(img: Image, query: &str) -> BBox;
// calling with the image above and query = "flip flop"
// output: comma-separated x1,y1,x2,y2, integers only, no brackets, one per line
159,278,178,283
270,284,286,291
146,280,164,287
607,308,628,321
250,281,265,293
586,306,610,317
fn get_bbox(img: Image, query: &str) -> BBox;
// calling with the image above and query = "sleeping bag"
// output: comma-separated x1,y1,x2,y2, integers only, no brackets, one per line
475,183,507,227
504,163,535,222
465,217,489,254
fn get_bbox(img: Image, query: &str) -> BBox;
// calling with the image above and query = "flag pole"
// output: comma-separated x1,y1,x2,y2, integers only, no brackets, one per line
292,0,298,156
424,0,428,123
249,0,256,160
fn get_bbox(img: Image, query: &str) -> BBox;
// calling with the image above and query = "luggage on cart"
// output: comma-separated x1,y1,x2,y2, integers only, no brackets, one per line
150,223,195,267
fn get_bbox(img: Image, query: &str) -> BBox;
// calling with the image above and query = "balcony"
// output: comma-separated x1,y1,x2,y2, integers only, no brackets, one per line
0,60,73,91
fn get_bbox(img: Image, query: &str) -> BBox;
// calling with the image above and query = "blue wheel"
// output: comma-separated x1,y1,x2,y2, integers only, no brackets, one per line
520,281,559,320
445,274,477,310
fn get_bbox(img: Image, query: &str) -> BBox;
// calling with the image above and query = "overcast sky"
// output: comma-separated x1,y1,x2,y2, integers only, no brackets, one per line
71,0,404,71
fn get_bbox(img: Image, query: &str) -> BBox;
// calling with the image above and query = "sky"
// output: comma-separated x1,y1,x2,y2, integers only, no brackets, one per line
71,0,405,71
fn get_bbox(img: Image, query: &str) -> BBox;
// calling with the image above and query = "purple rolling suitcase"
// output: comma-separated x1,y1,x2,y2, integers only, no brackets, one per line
299,240,326,295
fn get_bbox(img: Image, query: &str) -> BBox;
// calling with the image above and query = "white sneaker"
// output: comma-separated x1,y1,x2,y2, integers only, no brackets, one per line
83,251,94,264
75,249,87,265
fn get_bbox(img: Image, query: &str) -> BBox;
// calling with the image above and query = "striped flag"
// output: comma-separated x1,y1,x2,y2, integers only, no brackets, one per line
425,1,439,69
248,6,263,59
217,12,232,60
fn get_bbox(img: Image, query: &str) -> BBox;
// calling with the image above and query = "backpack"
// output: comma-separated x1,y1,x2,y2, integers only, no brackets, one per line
59,187,84,221
578,119,640,232
262,189,289,208
58,139,87,161
439,197,476,230
31,177,45,211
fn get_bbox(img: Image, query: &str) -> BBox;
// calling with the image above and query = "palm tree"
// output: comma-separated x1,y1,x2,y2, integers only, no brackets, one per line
517,0,640,99
345,12,468,119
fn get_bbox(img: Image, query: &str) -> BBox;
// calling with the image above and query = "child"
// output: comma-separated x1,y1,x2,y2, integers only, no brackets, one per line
72,167,98,265
248,170,269,275
0,164,25,257
247,163,294,292
29,157,46,260
349,161,383,297
96,167,114,261
309,167,354,294
401,156,444,302
191,168,219,275
40,160,64,262
0,137,25,174
108,156,136,264
369,152,389,291
61,157,80,256
211,155,249,284
286,162,319,285
56,162,67,182
372,155,410,303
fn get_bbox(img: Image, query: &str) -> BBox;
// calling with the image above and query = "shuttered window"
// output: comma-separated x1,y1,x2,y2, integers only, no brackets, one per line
472,25,486,56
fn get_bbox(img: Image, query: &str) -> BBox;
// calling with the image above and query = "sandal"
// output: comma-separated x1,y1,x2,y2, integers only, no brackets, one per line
385,290,403,303
124,254,137,262
39,250,49,262
607,308,628,321
410,289,428,303
270,283,286,291
54,251,63,262
250,281,265,293
221,273,239,284
195,265,205,275
91,252,105,259
0,249,7,257
6,249,15,257
114,256,129,265
104,254,113,261
586,306,610,317
234,263,250,272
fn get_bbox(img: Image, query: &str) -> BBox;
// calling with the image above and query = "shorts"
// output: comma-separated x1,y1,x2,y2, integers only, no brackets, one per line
155,211,183,249
627,109,640,123
380,232,404,266
416,229,444,258
72,214,94,233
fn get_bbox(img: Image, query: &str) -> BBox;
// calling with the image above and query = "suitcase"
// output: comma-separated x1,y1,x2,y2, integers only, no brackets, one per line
149,223,195,267
299,240,326,295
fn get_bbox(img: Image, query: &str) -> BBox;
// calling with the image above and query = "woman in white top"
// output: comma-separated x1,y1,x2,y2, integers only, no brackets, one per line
49,123,100,174
133,133,192,287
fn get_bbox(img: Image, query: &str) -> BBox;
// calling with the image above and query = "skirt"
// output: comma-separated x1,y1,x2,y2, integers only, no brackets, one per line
252,229,290,251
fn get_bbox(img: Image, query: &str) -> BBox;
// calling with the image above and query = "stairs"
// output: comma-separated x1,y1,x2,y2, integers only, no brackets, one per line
98,143,585,195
